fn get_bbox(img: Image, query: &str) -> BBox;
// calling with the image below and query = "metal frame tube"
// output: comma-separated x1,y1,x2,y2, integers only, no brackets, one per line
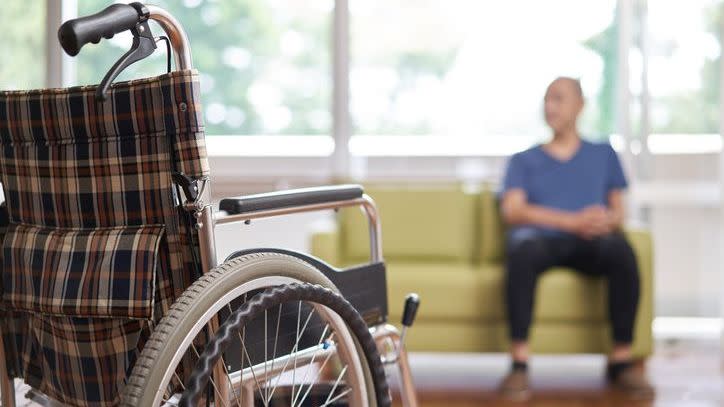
214,195,384,263
0,329,15,407
230,344,336,385
372,324,418,407
147,5,193,70
196,204,218,273
359,194,383,263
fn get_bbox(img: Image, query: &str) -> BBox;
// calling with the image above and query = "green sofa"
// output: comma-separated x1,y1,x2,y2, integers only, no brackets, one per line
310,185,653,357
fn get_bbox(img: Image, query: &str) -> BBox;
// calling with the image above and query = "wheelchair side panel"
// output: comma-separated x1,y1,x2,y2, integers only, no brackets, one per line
225,248,388,326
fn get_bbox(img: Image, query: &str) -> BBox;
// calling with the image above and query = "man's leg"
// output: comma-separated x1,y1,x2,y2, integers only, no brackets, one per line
500,231,560,399
583,233,653,399
590,233,640,359
505,232,557,360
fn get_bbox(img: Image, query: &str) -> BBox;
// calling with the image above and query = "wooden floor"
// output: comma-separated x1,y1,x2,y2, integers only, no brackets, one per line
391,339,722,407
8,339,722,406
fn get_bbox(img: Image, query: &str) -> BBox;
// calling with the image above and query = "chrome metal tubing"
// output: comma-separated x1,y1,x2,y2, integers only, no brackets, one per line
372,324,419,407
360,194,383,263
147,5,193,70
196,203,218,273
229,343,336,384
214,196,384,263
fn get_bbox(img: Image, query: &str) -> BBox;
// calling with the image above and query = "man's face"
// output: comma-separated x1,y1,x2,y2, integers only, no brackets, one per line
544,79,583,133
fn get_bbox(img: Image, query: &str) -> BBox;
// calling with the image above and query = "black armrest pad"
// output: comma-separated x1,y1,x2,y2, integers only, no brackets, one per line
219,184,364,215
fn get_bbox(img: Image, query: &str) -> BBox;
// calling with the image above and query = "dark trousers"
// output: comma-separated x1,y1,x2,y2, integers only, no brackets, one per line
505,230,640,344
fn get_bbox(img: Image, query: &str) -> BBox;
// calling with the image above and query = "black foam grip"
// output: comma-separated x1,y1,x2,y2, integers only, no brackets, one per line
219,184,365,215
401,293,420,327
58,3,140,56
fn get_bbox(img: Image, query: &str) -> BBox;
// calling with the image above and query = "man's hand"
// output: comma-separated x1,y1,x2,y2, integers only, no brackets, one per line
502,189,625,237
568,205,616,239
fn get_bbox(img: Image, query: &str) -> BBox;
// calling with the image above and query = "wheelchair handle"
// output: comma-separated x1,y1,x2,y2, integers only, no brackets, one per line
58,3,147,56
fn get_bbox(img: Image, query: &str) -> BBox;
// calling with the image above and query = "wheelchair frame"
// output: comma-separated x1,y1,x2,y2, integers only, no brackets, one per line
0,5,417,407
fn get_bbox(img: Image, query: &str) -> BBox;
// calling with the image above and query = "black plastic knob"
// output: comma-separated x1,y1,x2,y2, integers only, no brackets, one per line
401,293,420,327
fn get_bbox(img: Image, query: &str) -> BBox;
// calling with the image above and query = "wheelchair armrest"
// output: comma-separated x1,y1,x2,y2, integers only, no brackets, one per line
219,184,364,215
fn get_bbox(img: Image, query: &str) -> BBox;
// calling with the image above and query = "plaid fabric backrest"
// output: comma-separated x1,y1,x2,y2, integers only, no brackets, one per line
0,70,209,406
0,69,209,319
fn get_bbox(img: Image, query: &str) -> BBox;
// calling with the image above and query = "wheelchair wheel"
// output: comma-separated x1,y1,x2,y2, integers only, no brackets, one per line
120,252,389,407
179,283,387,407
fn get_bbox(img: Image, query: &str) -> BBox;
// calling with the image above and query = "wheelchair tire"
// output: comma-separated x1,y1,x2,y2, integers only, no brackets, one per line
120,252,389,407
179,283,390,407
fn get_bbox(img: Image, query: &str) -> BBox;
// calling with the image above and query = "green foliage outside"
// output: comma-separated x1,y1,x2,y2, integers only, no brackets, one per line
0,1,721,137
0,1,46,90
76,0,331,136
654,1,721,133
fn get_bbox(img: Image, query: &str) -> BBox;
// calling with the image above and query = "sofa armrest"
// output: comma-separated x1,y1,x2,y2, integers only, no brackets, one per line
624,228,654,358
310,228,341,267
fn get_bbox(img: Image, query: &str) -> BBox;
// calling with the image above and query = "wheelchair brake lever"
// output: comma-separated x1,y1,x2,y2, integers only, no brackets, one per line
96,18,156,101
383,293,420,365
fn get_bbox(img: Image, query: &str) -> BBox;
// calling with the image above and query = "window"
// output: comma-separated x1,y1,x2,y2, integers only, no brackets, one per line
3,1,721,152
0,2,46,90
74,0,332,136
646,0,721,134
349,1,619,141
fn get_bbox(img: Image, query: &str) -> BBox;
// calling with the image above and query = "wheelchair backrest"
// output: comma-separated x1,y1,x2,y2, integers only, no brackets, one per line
0,70,209,320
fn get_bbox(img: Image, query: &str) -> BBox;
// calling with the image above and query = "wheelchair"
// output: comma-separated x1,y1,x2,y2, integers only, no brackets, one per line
0,3,418,406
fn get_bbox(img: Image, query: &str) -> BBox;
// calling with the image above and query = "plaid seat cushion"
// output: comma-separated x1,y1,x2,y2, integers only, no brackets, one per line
0,69,208,406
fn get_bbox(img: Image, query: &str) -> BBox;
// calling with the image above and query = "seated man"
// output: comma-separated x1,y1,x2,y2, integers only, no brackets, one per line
498,77,654,400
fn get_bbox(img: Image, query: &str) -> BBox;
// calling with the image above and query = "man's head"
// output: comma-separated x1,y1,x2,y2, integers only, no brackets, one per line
544,77,584,134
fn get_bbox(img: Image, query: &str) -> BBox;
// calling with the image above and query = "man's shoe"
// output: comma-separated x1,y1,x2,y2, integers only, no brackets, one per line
608,364,655,400
498,369,531,401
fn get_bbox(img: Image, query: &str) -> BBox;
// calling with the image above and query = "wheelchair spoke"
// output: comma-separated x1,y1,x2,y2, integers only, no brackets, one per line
293,340,337,407
267,302,316,402
290,326,332,406
220,355,242,406
320,366,350,407
226,302,245,407
159,371,185,406
267,304,282,404
240,328,269,406
319,387,352,407
189,338,230,407
173,371,186,391
291,301,301,404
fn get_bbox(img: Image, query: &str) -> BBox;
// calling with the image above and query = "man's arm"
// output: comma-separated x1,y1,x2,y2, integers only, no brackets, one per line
502,188,624,238
501,188,579,232
606,189,626,230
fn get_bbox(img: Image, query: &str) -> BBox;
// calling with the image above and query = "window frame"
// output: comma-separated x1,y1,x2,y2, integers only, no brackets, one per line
43,0,723,178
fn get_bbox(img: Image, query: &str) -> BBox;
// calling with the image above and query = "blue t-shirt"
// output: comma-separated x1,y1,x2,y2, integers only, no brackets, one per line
501,140,628,236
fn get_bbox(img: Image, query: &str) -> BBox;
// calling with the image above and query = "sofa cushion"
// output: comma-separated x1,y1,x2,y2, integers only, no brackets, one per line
340,186,477,262
386,262,501,321
386,262,607,322
479,187,506,262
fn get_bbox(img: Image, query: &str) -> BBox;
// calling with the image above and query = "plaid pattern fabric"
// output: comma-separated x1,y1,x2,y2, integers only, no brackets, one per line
0,69,209,406
3,223,164,318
